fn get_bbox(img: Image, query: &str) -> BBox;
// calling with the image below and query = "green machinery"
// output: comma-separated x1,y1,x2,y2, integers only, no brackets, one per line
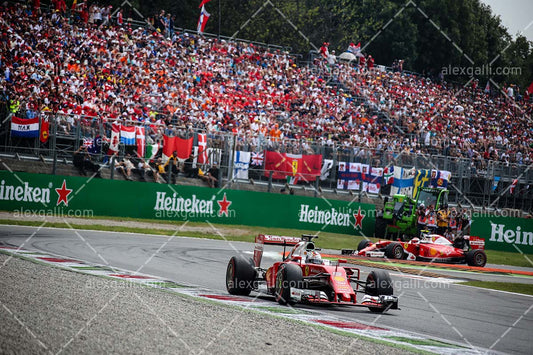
375,187,449,239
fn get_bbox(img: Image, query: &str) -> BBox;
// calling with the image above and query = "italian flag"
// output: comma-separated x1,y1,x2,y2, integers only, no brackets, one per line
145,143,160,161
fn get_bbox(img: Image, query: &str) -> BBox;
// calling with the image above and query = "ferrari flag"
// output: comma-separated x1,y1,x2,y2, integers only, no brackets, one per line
264,151,322,182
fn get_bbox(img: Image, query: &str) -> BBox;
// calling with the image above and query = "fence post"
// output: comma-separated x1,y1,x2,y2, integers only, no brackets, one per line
51,115,57,175
268,170,273,192
110,155,115,180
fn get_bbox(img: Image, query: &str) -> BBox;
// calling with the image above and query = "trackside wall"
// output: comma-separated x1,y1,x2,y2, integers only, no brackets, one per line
0,171,374,236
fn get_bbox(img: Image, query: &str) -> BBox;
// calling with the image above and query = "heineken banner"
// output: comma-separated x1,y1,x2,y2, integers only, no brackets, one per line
471,216,533,253
0,171,373,236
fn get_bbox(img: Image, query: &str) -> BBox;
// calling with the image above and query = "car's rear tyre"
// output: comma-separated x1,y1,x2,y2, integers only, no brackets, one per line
465,249,487,267
275,263,303,305
365,270,393,296
226,256,256,296
385,242,405,260
374,217,387,239
357,239,371,252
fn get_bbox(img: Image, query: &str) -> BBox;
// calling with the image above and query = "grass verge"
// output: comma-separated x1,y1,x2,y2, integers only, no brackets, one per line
459,281,533,296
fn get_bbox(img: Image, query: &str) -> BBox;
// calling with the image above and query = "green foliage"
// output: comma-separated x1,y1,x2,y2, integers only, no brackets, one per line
110,0,532,89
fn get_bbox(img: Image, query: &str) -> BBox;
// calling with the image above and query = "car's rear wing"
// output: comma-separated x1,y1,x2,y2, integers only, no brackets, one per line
467,235,485,250
253,235,301,267
255,235,301,245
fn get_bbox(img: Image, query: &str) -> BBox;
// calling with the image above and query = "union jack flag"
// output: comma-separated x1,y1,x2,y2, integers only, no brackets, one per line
251,152,264,166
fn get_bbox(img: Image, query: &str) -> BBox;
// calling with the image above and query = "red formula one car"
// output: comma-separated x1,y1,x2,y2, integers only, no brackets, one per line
226,234,399,313
342,232,487,267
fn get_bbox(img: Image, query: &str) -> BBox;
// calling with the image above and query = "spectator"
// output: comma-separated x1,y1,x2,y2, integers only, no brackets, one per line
183,154,198,178
73,145,101,177
201,164,219,188
137,159,154,181
153,157,166,183
163,151,180,183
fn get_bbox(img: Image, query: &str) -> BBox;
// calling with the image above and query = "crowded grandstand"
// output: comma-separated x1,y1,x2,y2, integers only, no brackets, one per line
1,1,532,211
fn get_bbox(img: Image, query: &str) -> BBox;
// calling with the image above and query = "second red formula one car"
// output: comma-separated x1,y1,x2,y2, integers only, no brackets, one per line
226,234,399,313
342,232,487,267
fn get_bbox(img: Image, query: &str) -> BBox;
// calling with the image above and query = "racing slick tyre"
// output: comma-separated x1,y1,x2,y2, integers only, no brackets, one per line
374,217,387,239
357,239,371,252
365,270,394,313
226,256,256,296
275,263,303,305
385,242,405,260
465,249,487,267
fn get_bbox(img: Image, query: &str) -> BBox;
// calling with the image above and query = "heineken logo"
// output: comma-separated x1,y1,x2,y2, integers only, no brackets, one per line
0,180,51,204
298,204,365,228
154,192,215,214
0,179,73,206
490,223,533,245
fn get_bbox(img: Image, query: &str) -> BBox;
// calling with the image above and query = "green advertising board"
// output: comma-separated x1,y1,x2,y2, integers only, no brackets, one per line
0,171,374,236
471,216,533,254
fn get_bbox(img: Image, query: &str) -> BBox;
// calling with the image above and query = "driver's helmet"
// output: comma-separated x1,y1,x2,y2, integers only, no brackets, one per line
306,250,323,264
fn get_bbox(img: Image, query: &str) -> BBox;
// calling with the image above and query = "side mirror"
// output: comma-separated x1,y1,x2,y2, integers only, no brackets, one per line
293,256,302,264
337,259,347,264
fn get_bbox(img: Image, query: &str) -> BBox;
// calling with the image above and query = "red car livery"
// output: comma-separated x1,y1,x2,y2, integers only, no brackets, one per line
226,234,399,313
342,233,487,267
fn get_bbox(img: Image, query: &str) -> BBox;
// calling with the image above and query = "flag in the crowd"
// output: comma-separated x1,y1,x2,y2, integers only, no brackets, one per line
135,126,145,158
107,123,120,155
320,159,334,181
11,116,39,138
347,42,364,57
412,169,450,197
413,169,428,197
492,176,500,192
197,5,210,34
287,175,299,185
337,162,362,190
484,81,490,93
83,137,93,148
391,166,416,197
39,117,49,143
162,135,193,162
145,143,160,161
510,179,518,194
199,0,212,8
87,135,102,154
383,166,394,184
264,151,322,182
71,0,77,10
429,169,451,189
251,151,264,166
120,125,136,145
197,133,208,164
233,151,251,180
363,167,383,194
